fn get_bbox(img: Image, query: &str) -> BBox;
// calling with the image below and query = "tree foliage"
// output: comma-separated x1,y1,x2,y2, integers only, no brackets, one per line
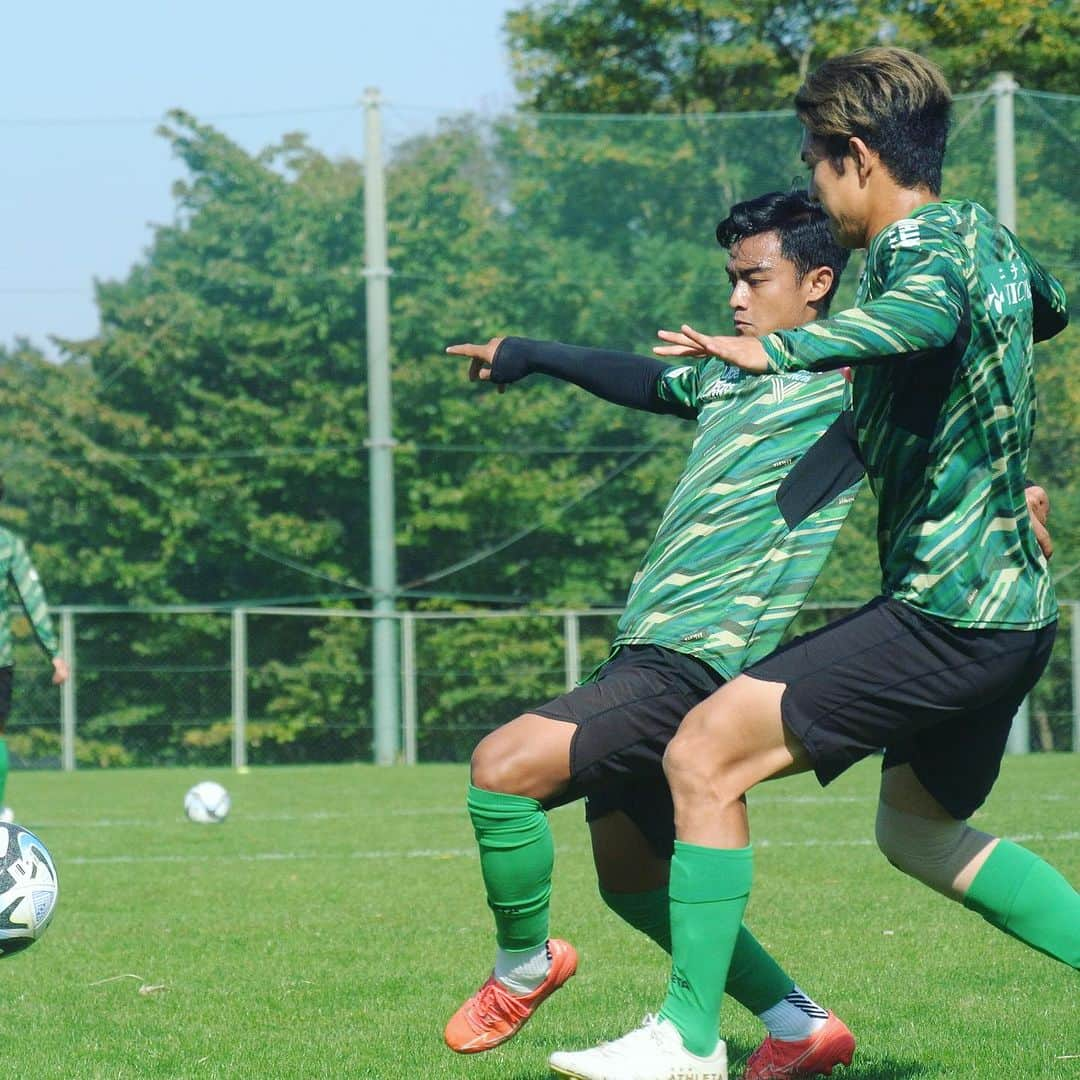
505,0,1080,112
0,8,1076,762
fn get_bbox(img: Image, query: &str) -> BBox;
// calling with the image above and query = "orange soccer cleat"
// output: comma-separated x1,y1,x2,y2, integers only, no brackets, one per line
742,1012,855,1079
444,939,578,1054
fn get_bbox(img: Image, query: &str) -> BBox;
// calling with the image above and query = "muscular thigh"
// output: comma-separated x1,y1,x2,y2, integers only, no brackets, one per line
538,645,725,810
746,598,1056,803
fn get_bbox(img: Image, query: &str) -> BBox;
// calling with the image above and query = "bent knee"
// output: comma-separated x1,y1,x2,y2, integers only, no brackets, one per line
661,707,711,784
470,712,574,800
875,800,992,898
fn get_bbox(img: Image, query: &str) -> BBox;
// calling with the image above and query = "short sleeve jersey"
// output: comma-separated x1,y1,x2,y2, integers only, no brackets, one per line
0,527,60,667
613,363,858,679
760,200,1066,629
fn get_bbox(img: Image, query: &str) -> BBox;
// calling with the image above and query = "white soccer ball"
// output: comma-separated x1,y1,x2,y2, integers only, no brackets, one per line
0,823,59,956
184,781,231,824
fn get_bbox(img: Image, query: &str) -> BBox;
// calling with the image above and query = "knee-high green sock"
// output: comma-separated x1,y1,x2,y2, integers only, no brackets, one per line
599,885,793,1015
659,842,753,1057
0,738,8,806
467,784,553,952
963,839,1080,969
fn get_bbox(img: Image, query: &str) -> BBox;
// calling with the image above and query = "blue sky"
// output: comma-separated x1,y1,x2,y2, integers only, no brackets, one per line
2,1,517,356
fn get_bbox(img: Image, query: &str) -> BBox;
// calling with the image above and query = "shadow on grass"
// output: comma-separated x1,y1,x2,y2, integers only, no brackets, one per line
497,1043,931,1080
725,1040,930,1080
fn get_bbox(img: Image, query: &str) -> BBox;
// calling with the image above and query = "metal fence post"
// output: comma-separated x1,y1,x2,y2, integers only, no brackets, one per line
401,613,417,765
1006,697,1030,755
59,609,76,772
231,607,248,771
563,611,580,692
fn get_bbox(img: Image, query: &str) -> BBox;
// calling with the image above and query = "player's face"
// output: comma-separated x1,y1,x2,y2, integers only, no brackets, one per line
801,130,866,249
726,231,816,337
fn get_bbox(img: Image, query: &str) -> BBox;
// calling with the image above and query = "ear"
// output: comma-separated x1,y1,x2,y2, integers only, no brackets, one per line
848,136,876,184
805,265,834,306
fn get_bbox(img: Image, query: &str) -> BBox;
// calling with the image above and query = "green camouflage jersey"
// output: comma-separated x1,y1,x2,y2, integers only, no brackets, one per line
0,527,60,667
761,200,1067,630
613,364,860,679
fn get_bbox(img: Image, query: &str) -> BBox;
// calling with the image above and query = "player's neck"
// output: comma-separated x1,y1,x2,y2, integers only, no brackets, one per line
864,185,939,246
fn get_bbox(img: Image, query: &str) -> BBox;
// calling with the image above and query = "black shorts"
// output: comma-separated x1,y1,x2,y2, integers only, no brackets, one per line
745,597,1057,819
533,644,725,858
0,665,12,727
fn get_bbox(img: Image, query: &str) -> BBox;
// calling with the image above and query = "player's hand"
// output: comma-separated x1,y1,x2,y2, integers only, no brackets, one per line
1025,484,1053,560
51,656,70,685
445,337,508,394
655,325,770,373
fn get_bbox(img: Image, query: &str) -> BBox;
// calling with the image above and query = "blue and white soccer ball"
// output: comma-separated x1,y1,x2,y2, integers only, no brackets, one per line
0,823,59,956
184,781,231,824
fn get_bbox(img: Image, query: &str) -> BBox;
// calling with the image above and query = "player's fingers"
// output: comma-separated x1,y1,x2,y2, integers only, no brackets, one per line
653,344,703,357
657,328,695,346
446,342,485,358
1026,485,1050,522
468,357,494,382
680,324,712,348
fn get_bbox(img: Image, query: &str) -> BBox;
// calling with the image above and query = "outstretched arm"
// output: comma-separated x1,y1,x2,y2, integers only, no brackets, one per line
656,252,965,377
446,336,697,419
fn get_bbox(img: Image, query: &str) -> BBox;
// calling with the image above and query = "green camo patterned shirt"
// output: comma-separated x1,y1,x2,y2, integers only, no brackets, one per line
761,200,1067,629
613,365,859,679
0,527,60,667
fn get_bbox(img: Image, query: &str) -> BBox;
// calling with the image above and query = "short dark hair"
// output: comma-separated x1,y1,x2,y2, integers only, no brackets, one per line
795,47,951,194
716,190,850,313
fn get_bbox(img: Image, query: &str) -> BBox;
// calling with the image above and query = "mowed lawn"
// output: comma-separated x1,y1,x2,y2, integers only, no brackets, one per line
1,756,1076,1079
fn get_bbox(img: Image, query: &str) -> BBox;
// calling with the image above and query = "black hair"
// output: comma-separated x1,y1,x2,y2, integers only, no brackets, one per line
715,190,850,314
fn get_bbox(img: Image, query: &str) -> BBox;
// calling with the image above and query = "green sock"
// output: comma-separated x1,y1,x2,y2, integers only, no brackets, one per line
467,784,553,952
659,842,753,1057
963,839,1080,969
0,738,8,806
600,884,793,1015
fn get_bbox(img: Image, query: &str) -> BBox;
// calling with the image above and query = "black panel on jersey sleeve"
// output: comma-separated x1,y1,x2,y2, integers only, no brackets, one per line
776,410,865,530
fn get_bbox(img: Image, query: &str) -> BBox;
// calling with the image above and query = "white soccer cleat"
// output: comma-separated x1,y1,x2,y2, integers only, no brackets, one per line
0,807,14,824
548,1014,728,1080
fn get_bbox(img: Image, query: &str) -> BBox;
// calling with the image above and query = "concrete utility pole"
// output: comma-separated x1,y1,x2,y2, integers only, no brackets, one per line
994,72,1028,754
363,87,400,765
993,72,1018,232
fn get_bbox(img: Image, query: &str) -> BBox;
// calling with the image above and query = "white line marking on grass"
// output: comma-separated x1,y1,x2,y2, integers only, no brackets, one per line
67,847,477,865
34,807,469,829
62,832,1079,866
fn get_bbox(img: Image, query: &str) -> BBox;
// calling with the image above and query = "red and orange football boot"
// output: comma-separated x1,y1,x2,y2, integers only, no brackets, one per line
444,939,578,1054
742,1012,855,1079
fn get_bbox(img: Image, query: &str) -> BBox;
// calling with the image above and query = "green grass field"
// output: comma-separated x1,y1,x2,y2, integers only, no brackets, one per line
1,756,1076,1079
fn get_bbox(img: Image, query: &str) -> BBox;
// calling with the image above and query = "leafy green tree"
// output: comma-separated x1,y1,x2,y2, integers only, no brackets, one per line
505,0,1079,112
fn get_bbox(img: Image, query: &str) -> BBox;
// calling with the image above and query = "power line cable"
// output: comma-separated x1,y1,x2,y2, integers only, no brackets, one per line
402,447,654,590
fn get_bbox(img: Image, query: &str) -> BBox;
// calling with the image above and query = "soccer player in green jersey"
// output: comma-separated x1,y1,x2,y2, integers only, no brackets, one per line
0,479,70,825
442,191,865,1076
548,47,1076,1080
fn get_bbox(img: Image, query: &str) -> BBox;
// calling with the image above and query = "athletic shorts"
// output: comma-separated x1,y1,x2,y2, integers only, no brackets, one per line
0,666,13,727
745,597,1057,819
532,644,725,858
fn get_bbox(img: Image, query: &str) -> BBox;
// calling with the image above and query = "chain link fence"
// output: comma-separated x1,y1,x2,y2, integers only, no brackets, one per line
3,601,1077,769
3,81,1076,770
